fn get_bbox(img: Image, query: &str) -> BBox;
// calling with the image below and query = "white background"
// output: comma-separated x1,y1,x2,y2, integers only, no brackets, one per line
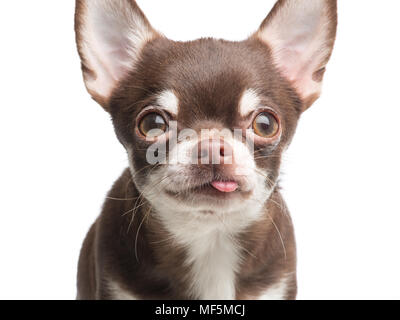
0,0,399,300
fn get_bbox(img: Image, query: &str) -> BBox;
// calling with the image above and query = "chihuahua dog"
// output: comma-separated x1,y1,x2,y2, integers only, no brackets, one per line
75,0,337,300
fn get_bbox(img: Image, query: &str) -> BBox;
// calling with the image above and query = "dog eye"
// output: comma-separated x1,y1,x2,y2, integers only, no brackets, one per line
138,113,168,138
252,112,279,138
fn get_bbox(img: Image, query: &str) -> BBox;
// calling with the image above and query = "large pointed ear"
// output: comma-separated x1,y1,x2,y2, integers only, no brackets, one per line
256,0,337,110
75,0,159,109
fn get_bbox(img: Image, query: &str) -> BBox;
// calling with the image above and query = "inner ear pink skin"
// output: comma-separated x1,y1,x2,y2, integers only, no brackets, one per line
256,0,337,110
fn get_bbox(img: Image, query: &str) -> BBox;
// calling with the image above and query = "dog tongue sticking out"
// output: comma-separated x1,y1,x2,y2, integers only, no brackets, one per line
210,181,238,193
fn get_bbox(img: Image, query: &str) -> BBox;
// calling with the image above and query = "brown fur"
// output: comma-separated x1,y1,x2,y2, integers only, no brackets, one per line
74,0,337,300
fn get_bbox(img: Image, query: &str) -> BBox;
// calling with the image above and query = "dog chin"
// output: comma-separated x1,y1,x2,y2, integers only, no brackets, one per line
149,183,267,216
165,188,249,211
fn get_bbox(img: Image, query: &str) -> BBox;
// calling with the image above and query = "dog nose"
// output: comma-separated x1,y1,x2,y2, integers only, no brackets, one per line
194,138,233,164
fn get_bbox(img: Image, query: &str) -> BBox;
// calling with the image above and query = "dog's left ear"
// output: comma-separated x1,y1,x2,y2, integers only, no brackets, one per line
256,0,337,110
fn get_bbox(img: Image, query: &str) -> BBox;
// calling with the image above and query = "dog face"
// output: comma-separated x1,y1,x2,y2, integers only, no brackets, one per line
110,39,301,225
75,0,337,226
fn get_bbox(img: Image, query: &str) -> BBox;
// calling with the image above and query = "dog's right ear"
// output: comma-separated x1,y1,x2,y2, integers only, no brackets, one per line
75,0,159,109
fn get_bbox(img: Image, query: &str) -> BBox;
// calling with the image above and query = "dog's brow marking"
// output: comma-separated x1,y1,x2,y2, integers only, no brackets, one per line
157,90,179,115
239,89,261,117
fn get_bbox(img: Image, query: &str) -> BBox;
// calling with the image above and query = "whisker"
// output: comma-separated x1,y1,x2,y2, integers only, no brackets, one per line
135,206,152,262
267,213,287,260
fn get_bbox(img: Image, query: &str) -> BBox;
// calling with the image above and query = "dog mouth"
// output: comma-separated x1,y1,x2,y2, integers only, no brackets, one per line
164,175,251,202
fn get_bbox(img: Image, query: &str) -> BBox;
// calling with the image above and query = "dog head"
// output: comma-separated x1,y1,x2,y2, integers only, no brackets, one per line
75,0,337,228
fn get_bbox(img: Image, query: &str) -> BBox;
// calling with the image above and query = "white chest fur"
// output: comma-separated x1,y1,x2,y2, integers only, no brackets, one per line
154,201,266,300
185,230,241,300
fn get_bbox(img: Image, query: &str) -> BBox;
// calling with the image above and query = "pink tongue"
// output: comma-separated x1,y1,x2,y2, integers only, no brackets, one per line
211,181,238,193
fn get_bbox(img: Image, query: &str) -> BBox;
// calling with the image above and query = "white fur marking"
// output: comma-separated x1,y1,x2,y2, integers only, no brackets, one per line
258,275,290,300
108,281,137,300
157,90,179,115
239,89,261,117
185,231,240,300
